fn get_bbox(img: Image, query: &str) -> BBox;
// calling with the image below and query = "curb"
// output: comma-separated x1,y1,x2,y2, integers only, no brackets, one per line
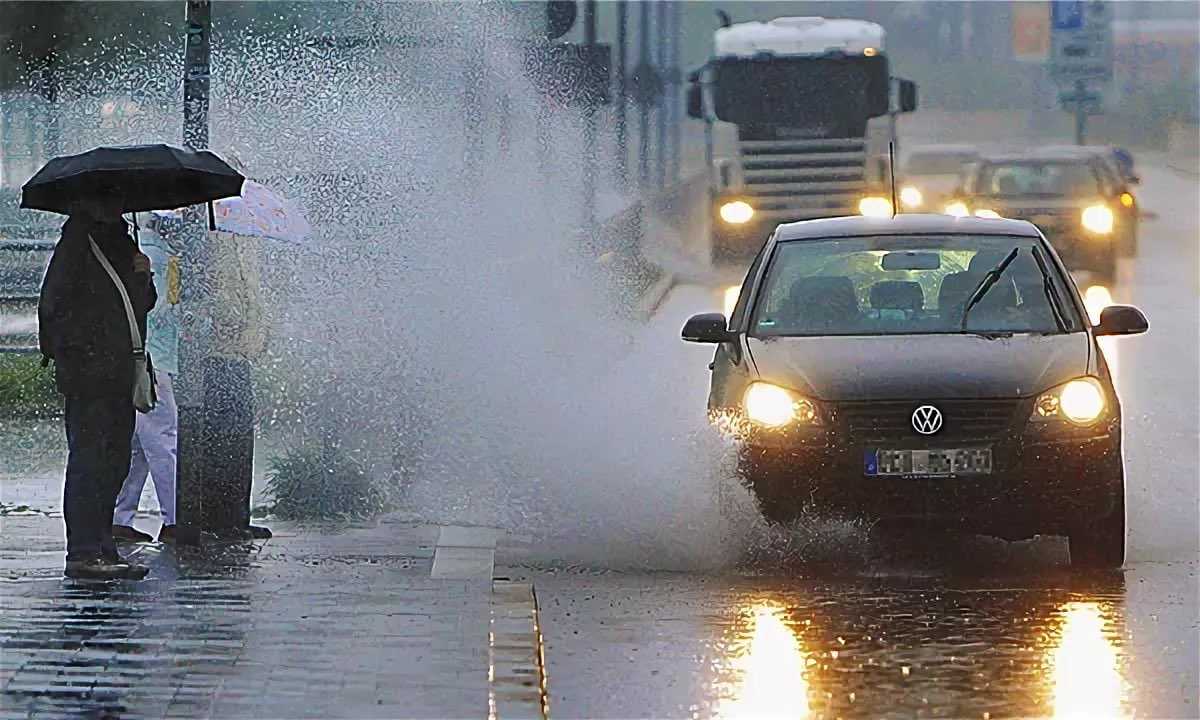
634,272,677,321
489,580,550,720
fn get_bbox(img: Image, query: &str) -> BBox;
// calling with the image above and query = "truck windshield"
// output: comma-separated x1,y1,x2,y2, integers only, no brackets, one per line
710,56,888,138
750,235,1081,337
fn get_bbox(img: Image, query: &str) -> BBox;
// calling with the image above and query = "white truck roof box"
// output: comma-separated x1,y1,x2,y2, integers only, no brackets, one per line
714,17,886,58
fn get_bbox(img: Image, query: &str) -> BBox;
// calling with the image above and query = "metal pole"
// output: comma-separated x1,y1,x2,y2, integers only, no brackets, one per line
583,0,597,230
1074,80,1087,145
638,0,650,188
176,0,212,544
669,1,681,184
655,1,667,189
616,0,628,186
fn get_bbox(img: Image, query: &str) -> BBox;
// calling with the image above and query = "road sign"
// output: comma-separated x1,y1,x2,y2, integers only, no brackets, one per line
1049,0,1112,83
1058,86,1102,113
1012,2,1050,62
1051,0,1083,30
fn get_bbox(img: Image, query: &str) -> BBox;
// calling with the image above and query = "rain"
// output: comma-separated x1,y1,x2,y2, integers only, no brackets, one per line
1,2,1197,718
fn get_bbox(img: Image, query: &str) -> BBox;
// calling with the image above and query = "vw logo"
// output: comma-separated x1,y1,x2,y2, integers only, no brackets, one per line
911,405,943,435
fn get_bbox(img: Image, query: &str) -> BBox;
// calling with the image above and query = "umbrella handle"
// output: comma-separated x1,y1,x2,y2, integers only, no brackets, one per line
207,201,216,231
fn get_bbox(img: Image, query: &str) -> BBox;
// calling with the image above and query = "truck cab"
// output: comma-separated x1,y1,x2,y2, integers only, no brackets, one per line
687,16,918,264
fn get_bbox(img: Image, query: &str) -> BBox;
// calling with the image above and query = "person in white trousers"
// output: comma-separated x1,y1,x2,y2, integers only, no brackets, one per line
112,220,180,543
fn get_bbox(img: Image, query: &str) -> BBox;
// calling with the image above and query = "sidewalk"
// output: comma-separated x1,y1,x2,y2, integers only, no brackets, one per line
0,514,543,719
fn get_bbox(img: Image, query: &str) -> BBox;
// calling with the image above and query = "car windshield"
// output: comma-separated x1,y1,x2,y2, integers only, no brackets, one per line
750,235,1081,337
905,152,976,175
978,161,1099,197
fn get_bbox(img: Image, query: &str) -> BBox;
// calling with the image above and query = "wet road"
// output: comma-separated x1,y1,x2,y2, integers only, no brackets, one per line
499,158,1199,718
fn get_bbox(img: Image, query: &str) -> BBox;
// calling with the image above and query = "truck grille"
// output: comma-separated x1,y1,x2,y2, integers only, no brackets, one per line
835,399,1021,441
738,138,867,221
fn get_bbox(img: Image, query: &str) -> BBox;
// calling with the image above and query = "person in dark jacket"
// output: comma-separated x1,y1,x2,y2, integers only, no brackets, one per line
39,198,157,580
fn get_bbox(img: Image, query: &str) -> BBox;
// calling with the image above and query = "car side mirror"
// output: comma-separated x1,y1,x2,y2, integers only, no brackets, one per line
897,78,918,113
686,83,704,120
682,313,733,343
1126,175,1140,186
1094,305,1148,337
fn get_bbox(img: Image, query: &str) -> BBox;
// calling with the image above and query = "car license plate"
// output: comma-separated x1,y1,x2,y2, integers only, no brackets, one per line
864,448,992,477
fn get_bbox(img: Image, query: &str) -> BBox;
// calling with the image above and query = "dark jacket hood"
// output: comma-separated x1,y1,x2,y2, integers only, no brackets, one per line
747,333,1092,401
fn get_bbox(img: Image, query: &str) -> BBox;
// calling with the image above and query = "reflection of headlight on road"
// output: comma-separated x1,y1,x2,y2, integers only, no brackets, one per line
974,208,1001,219
719,200,754,224
858,196,892,218
944,201,969,218
899,186,923,209
1081,204,1114,234
743,382,820,428
723,285,740,319
1033,377,1106,426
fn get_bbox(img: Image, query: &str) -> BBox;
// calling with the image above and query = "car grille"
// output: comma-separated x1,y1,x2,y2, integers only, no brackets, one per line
834,399,1021,441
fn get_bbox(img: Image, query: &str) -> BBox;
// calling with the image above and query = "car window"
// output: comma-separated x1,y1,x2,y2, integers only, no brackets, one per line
978,162,1100,197
750,235,1081,337
905,152,976,175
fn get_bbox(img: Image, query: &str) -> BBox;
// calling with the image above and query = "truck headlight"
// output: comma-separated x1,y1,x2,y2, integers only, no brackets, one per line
858,196,892,218
944,201,969,218
719,200,754,224
899,186,923,209
1031,377,1106,426
743,382,821,428
1081,204,1114,234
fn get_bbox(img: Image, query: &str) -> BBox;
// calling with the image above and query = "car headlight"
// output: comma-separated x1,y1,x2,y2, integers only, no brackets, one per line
973,208,1001,219
899,186,923,209
743,382,821,428
1081,204,1114,234
858,196,892,218
1031,377,1107,426
719,200,754,225
944,201,970,218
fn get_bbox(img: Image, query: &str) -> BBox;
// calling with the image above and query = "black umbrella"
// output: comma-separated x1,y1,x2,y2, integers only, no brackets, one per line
20,143,244,215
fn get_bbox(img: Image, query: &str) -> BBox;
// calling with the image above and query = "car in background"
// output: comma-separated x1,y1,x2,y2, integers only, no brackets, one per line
898,144,980,213
682,214,1148,568
944,148,1138,280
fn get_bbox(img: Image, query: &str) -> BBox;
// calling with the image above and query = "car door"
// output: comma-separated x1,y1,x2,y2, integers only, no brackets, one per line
708,238,771,413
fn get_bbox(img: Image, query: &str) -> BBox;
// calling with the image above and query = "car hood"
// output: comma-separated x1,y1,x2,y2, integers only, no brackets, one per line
974,196,1096,214
747,333,1091,401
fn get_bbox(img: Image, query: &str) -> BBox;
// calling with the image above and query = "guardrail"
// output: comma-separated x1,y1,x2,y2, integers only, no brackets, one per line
586,172,710,318
0,238,52,354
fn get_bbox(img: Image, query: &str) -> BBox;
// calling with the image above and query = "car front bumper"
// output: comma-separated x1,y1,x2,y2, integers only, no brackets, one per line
740,418,1122,539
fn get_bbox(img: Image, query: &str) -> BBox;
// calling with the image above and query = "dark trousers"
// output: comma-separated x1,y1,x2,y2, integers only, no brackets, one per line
63,393,135,561
200,356,255,531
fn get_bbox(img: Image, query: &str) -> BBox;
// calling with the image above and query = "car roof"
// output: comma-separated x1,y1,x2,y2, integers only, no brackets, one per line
774,214,1042,241
978,147,1105,163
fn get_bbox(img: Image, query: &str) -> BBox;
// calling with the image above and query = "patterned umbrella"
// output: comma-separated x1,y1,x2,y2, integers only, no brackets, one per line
153,180,310,243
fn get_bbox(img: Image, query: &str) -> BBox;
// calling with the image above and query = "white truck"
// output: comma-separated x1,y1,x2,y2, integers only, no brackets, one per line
686,16,919,262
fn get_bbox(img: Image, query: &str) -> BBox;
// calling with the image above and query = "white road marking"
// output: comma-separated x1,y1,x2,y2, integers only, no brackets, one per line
430,525,500,579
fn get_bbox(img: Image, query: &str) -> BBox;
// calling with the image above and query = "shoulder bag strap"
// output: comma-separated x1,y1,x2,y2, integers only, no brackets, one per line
88,236,144,355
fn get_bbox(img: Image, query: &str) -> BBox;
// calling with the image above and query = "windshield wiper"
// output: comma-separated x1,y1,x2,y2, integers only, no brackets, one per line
1030,245,1069,332
960,247,1020,332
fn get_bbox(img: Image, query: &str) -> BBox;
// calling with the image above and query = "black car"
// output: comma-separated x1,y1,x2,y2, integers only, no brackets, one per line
682,214,1148,568
946,148,1139,280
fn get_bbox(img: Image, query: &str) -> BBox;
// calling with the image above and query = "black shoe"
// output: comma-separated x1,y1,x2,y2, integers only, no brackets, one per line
65,557,134,580
246,524,272,540
101,549,151,580
210,526,253,541
158,525,177,543
112,524,154,543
